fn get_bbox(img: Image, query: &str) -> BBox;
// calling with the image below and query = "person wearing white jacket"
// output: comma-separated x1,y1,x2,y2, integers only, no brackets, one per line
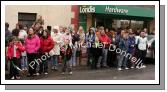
50,26,62,70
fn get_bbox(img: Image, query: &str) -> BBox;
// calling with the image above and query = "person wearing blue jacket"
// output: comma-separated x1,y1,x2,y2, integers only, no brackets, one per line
128,32,136,68
118,32,129,71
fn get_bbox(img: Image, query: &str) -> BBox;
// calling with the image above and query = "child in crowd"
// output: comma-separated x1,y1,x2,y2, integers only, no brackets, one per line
61,28,73,74
7,36,25,79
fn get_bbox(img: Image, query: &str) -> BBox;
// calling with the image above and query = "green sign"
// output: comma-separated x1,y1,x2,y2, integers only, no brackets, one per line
79,5,155,18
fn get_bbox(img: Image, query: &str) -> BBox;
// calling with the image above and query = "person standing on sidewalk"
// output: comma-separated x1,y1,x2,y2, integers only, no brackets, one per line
128,30,136,68
50,26,62,70
18,24,28,70
71,29,80,67
7,36,25,79
39,29,54,75
85,27,96,67
61,28,73,75
117,32,129,71
77,26,85,65
136,31,148,69
25,27,40,77
99,27,111,68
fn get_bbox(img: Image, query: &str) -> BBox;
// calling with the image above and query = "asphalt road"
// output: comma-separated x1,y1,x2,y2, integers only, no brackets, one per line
17,64,154,80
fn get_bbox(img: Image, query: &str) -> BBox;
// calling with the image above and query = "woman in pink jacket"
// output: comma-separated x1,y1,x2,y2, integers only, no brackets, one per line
25,27,40,77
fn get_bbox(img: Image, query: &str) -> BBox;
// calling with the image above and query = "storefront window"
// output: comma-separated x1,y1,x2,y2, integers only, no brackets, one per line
131,20,144,31
112,19,144,31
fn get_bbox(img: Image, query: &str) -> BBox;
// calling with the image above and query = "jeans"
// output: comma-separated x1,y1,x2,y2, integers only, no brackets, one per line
118,54,128,68
69,46,77,66
21,56,28,69
51,55,58,68
39,59,48,73
101,48,108,66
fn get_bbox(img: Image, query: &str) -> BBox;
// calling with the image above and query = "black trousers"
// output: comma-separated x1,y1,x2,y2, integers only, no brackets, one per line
138,50,147,66
108,51,117,67
10,58,21,78
91,48,102,69
27,53,37,76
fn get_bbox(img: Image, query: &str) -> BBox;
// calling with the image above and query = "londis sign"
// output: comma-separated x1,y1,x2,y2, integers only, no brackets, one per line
79,5,128,14
79,5,96,13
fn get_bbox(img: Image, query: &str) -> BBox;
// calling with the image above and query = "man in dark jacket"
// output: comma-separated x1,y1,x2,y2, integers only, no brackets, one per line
5,22,12,46
5,22,12,71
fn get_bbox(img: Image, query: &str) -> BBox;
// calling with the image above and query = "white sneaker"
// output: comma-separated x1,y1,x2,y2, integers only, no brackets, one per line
69,72,72,75
36,73,40,76
11,76,15,80
142,65,146,68
16,76,20,79
125,67,129,70
131,66,134,69
118,68,122,71
136,66,141,69
44,72,48,75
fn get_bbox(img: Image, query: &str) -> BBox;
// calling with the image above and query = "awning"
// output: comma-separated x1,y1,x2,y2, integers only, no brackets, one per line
79,5,155,18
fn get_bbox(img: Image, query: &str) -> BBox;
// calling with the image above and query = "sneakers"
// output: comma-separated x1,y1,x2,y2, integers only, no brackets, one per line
125,67,129,70
131,66,134,69
11,76,15,80
68,72,72,75
136,66,141,69
16,76,20,79
141,65,146,68
118,68,122,71
36,73,40,76
44,72,48,75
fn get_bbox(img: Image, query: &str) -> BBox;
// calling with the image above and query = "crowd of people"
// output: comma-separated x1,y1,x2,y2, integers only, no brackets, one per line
5,19,155,80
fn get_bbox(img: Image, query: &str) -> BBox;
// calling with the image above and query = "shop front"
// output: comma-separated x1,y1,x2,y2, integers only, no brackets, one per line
78,5,155,33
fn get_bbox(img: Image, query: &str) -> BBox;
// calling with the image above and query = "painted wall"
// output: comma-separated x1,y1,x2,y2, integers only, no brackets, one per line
5,5,74,31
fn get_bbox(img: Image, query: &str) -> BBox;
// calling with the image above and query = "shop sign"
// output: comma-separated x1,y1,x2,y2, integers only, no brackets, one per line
80,5,95,13
105,6,128,14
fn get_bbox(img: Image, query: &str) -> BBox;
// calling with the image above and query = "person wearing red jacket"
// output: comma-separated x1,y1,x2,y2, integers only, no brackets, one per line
39,29,54,75
7,36,25,79
99,27,111,68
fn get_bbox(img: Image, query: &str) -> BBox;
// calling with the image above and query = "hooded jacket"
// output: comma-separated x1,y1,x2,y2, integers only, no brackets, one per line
85,28,96,48
50,26,63,55
40,36,54,53
7,42,25,59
